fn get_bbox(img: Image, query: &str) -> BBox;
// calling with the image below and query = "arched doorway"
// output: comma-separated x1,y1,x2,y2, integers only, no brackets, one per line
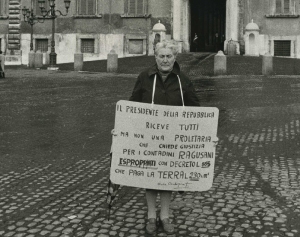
190,0,226,52
249,33,255,55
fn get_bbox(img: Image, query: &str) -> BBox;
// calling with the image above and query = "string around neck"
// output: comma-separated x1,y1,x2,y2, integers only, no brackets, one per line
151,74,185,107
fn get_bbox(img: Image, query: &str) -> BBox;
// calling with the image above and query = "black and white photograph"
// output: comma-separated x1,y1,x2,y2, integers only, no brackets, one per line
0,0,300,236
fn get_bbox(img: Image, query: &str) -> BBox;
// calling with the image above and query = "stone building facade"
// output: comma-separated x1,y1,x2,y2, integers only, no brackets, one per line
0,0,299,65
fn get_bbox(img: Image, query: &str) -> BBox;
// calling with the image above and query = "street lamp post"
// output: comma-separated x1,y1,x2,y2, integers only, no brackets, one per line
22,2,45,51
38,0,71,70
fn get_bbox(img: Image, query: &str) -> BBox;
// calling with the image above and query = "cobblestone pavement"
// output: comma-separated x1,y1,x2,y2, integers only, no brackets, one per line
0,69,300,237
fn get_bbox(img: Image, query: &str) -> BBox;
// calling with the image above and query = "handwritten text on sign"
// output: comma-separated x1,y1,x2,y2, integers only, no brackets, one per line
110,100,219,191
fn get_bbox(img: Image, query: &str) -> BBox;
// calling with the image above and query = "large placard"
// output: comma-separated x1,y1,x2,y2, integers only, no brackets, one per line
110,100,219,191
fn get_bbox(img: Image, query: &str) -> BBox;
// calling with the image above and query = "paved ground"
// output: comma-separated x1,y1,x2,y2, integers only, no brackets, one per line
0,68,300,237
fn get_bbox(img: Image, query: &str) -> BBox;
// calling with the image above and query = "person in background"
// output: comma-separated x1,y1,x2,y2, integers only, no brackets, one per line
129,40,200,235
0,51,5,78
192,33,199,52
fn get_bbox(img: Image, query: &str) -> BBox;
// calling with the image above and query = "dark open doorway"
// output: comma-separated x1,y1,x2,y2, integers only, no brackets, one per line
190,0,226,52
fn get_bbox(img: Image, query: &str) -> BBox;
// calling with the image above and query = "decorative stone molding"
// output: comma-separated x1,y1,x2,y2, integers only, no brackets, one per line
265,14,299,18
76,34,100,54
8,0,21,50
73,15,102,18
6,0,21,65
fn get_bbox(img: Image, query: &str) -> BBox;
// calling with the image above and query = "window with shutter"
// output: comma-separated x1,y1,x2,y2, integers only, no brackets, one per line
274,40,291,56
267,0,297,16
81,39,95,53
275,0,291,14
276,0,282,13
87,0,95,15
36,39,49,52
129,0,136,14
78,0,96,15
126,0,146,16
136,0,144,15
80,0,86,15
284,0,290,13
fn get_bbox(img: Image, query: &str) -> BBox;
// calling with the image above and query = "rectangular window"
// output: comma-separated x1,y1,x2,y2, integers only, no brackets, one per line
36,39,48,52
81,39,95,53
276,0,282,13
126,0,146,16
78,0,96,15
284,0,290,13
274,40,291,56
276,0,291,14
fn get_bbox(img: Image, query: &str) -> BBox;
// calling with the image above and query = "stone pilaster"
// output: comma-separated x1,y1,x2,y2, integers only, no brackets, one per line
8,0,21,50
226,0,239,41
238,0,245,54
225,0,240,54
172,0,181,41
181,0,190,52
238,0,245,40
172,0,183,52
6,0,22,65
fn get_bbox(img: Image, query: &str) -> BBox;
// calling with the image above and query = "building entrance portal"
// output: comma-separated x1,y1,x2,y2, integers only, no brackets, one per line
190,0,226,52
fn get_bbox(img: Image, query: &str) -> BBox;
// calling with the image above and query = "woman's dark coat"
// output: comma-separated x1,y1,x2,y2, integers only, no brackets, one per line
129,61,200,106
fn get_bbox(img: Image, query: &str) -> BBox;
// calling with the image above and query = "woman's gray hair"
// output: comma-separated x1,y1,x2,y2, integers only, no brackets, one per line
155,40,179,57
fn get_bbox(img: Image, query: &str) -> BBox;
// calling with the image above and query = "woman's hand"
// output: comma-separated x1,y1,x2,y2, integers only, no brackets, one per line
111,129,118,136
212,137,219,147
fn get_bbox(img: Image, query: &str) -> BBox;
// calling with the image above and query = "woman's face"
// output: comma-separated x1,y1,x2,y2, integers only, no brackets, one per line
155,48,176,73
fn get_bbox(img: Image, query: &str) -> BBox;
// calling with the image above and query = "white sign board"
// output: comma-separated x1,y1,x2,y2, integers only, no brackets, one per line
110,100,219,191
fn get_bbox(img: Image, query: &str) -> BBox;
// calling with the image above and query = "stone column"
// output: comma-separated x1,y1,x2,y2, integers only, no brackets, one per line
225,0,239,54
172,0,183,52
173,0,181,41
181,0,190,52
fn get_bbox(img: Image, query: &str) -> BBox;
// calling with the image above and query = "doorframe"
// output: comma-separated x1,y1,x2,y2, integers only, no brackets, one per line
173,0,240,54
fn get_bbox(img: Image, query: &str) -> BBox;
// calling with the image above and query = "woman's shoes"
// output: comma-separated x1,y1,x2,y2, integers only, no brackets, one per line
145,218,157,235
159,218,175,234
146,218,175,235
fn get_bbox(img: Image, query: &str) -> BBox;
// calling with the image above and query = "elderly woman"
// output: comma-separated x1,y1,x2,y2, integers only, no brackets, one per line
129,40,200,235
